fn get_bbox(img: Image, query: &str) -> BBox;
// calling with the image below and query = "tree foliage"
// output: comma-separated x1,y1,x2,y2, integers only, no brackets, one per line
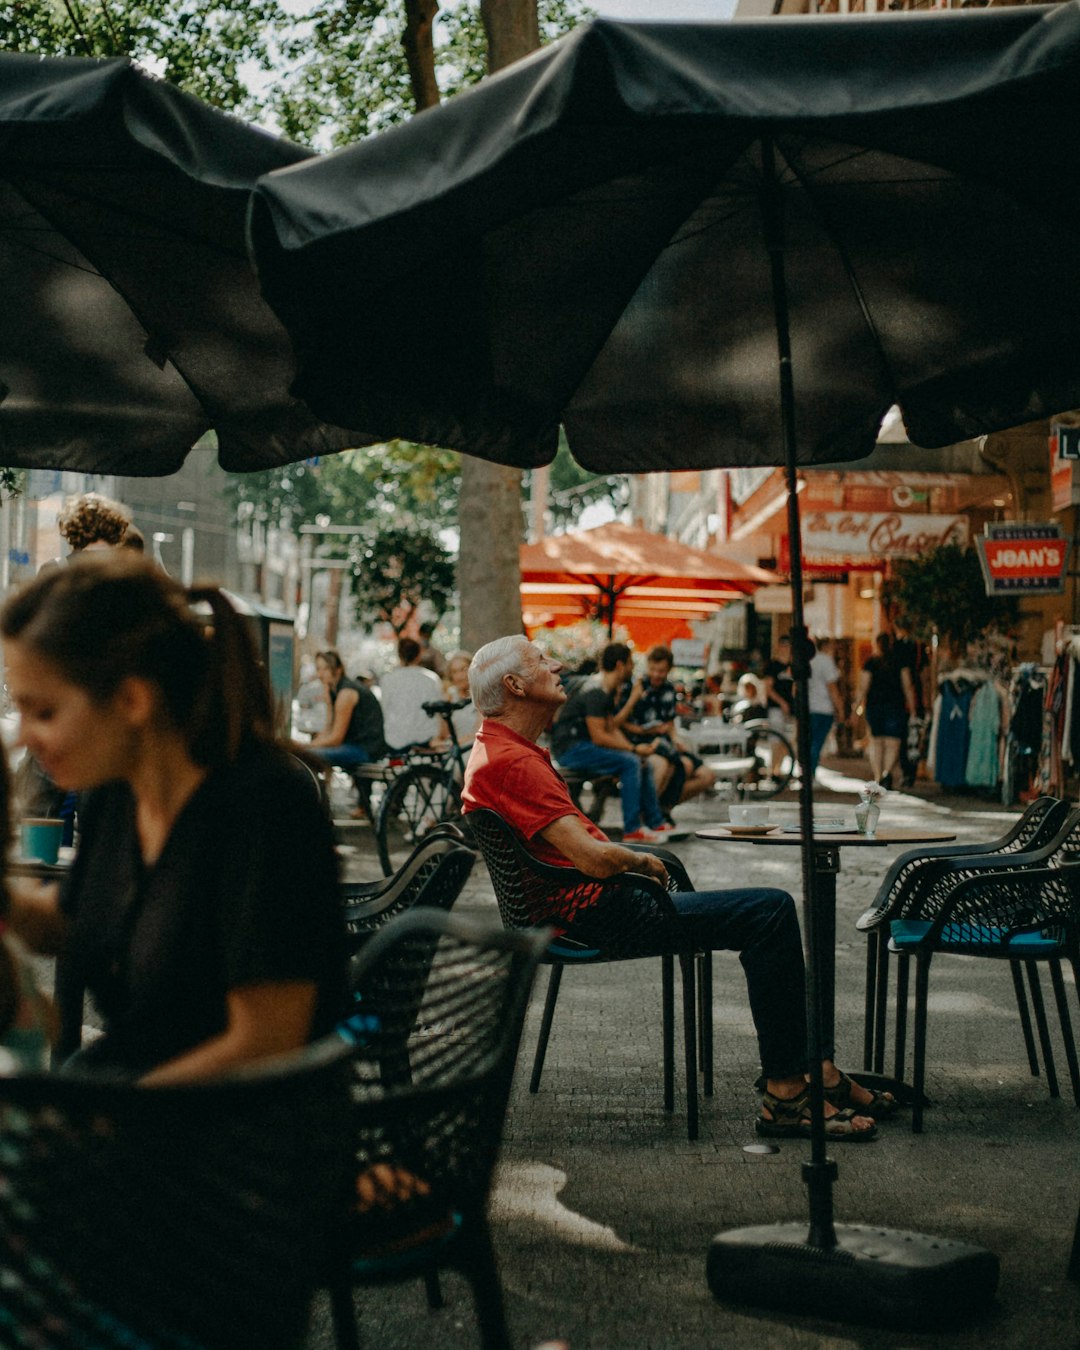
349,524,456,634
0,0,287,117
885,544,1019,649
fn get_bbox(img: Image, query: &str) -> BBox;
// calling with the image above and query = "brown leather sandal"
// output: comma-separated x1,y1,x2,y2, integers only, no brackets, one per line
824,1071,899,1120
756,1084,877,1142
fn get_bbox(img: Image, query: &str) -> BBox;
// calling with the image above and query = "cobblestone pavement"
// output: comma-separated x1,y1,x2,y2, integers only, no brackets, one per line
322,757,1080,1348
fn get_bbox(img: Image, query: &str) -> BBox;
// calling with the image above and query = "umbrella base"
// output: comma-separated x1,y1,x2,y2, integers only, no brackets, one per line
707,1222,998,1330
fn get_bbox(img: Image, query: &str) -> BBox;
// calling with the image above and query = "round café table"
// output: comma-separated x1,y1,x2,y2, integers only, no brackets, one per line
696,825,956,1095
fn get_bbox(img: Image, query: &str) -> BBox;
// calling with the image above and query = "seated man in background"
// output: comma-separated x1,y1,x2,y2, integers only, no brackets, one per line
379,637,443,753
462,635,889,1140
549,641,675,844
616,644,715,816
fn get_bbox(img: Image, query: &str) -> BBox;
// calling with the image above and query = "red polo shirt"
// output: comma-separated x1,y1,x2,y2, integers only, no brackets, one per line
461,719,608,867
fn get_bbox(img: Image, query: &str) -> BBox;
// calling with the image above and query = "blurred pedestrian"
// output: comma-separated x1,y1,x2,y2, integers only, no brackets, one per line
417,620,447,677
380,637,443,752
807,636,844,780
441,650,480,749
1,553,346,1082
854,632,917,788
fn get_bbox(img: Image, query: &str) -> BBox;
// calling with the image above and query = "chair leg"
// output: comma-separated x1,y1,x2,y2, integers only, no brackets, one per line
1025,962,1060,1099
327,1267,361,1350
424,1267,445,1310
1048,958,1080,1106
662,954,675,1114
698,951,714,1098
679,952,699,1141
529,964,563,1095
893,953,910,1085
863,933,877,1072
911,953,931,1134
873,931,890,1075
1010,959,1040,1077
463,1219,513,1350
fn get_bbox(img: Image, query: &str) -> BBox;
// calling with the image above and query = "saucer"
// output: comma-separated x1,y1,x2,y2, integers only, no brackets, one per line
721,824,780,837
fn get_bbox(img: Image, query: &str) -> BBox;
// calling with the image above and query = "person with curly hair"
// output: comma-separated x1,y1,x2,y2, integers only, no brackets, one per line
56,492,132,553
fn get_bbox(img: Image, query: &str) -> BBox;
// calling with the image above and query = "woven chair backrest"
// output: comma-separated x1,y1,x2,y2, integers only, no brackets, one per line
342,910,546,1230
343,837,476,947
939,863,1080,943
0,1038,353,1350
466,808,683,958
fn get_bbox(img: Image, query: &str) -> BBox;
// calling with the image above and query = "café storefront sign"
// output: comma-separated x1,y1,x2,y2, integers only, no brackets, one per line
798,511,969,568
975,522,1067,595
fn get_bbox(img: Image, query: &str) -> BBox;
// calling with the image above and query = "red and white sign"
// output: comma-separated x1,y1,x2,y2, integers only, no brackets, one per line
799,511,969,567
976,523,1067,595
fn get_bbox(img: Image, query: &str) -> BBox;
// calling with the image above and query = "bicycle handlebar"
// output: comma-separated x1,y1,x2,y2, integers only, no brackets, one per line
421,698,471,717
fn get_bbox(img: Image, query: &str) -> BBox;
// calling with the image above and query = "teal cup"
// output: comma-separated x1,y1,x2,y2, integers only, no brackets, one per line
19,818,64,866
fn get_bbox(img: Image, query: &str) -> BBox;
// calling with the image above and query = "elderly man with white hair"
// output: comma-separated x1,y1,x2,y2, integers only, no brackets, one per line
462,635,893,1140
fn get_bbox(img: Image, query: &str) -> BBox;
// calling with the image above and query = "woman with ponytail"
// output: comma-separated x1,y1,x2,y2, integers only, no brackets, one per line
1,553,345,1082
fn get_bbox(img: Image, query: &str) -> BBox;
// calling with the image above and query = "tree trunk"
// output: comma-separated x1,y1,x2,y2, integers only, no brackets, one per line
480,0,539,69
459,455,526,649
455,0,541,650
403,0,441,110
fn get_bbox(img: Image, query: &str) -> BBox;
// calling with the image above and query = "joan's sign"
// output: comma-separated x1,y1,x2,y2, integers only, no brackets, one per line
976,522,1067,595
800,511,968,566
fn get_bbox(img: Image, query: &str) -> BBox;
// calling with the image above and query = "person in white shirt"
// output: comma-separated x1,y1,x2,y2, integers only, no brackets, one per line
379,637,443,752
806,636,845,780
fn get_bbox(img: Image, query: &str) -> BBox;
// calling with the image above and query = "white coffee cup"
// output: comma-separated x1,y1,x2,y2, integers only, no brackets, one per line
729,804,770,827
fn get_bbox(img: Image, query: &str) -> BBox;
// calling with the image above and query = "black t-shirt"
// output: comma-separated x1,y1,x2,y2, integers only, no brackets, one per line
60,741,346,1078
864,655,906,715
333,676,387,758
764,658,794,712
550,679,613,758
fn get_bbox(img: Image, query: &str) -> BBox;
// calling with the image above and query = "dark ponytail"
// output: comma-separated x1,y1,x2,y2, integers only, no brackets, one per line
1,555,274,767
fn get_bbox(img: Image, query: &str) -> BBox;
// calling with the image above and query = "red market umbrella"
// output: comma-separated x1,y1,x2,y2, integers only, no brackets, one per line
520,521,776,637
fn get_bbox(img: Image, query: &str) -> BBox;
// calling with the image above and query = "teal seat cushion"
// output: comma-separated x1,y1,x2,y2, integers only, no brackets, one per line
890,918,1061,954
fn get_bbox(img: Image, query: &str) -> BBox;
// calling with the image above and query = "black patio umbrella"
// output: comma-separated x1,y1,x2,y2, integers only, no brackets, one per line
0,52,364,476
250,3,1080,1324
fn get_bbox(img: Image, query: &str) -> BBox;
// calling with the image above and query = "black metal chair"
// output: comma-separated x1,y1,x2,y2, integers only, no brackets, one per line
887,859,1080,1132
856,796,1072,1077
0,1037,354,1349
339,824,477,953
467,807,708,1141
327,909,547,1350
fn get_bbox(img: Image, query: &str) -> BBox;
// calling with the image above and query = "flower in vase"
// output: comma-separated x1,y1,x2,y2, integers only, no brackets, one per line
859,782,886,802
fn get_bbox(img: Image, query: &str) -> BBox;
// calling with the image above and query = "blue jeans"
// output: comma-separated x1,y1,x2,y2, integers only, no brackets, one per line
668,888,827,1081
808,713,834,777
557,741,664,833
309,743,374,769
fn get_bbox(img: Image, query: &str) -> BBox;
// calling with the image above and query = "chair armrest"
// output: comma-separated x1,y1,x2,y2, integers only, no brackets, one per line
911,864,1080,948
623,842,694,892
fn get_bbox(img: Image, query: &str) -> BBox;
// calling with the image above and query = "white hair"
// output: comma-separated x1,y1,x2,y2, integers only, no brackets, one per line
469,635,534,716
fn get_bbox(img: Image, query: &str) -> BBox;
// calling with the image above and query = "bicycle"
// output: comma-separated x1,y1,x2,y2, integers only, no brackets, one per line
677,713,796,800
374,698,473,875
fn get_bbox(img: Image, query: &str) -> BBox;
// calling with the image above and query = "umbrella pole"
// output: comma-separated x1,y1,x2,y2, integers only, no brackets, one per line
762,134,836,1249
707,135,999,1328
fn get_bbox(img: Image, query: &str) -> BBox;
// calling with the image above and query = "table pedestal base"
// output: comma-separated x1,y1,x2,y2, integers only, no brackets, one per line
708,1221,998,1330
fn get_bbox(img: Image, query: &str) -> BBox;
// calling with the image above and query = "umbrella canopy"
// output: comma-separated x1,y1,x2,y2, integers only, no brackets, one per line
250,4,1080,474
520,520,776,639
0,53,364,476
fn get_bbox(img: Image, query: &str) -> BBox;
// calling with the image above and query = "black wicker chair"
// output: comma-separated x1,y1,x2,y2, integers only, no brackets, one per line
887,859,1080,1132
328,909,547,1350
467,807,708,1141
856,796,1072,1077
339,825,477,952
0,1037,354,1349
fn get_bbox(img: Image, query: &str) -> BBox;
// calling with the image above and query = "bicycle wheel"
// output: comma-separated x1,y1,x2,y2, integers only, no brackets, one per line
375,764,463,876
736,722,795,799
